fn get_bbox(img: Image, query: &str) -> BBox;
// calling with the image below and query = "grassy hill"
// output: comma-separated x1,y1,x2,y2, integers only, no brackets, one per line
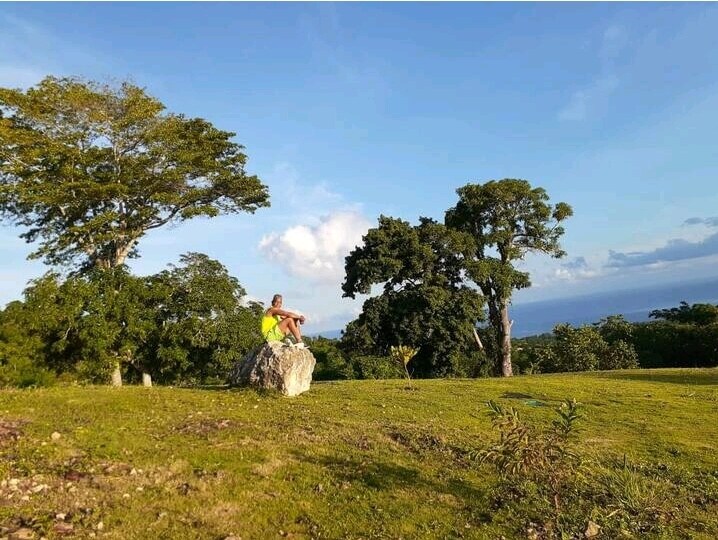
1,369,717,539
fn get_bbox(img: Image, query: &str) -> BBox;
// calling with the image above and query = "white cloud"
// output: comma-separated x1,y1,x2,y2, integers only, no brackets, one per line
558,24,627,122
552,256,601,281
599,25,629,64
558,75,619,122
259,211,371,284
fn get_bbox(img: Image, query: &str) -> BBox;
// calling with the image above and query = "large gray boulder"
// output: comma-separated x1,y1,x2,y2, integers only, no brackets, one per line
228,342,316,396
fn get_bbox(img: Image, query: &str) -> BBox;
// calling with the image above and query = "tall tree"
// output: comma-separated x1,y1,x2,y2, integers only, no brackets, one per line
0,76,269,270
342,216,486,377
445,179,572,376
145,253,263,384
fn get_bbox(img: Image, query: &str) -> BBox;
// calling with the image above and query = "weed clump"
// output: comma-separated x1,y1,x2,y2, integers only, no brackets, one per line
473,398,708,538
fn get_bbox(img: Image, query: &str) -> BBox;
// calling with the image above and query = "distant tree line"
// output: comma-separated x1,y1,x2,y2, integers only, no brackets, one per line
307,300,718,380
511,301,718,374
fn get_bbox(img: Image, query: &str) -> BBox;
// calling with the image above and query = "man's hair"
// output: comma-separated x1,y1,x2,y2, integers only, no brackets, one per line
271,294,282,306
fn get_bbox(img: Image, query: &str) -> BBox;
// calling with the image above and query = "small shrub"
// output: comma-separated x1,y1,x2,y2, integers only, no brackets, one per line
477,398,582,511
307,337,355,380
0,357,56,388
351,355,404,379
389,345,419,384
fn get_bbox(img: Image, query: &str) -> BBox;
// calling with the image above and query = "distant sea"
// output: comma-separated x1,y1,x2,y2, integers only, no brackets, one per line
311,277,718,340
510,277,718,337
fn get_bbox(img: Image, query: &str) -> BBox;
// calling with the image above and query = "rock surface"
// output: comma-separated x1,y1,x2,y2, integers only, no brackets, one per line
228,342,316,396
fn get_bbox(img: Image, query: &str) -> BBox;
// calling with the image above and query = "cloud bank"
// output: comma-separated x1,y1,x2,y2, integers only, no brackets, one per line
607,217,718,268
259,211,371,284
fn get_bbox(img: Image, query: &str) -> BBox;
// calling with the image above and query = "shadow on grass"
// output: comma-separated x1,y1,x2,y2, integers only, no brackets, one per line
500,392,534,399
290,448,489,511
594,370,718,386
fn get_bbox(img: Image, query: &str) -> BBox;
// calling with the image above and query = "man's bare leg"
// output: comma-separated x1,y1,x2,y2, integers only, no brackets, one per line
278,317,302,343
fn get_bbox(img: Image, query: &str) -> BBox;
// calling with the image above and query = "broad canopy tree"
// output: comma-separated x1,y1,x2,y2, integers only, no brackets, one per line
445,179,572,376
0,76,269,270
0,76,269,385
342,216,486,377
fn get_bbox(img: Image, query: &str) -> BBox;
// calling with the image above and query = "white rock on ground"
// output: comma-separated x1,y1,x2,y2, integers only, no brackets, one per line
228,342,316,397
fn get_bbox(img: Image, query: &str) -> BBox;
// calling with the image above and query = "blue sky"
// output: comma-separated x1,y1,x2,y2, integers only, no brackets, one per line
1,3,717,332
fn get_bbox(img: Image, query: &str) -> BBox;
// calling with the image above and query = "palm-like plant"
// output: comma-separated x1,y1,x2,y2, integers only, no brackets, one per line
390,345,419,384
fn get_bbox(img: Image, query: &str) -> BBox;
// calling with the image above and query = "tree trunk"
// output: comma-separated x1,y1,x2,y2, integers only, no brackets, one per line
500,303,513,377
110,361,123,386
472,326,484,350
142,372,152,387
485,295,504,374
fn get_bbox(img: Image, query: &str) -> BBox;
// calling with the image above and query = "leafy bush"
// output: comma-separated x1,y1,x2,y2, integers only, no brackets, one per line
351,355,404,379
306,337,355,380
632,321,718,368
477,398,582,511
515,308,718,371
0,357,55,388
527,323,638,373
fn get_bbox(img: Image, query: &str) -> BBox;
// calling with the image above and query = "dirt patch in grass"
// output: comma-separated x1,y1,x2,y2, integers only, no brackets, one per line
386,427,468,463
252,456,291,478
174,417,234,437
0,419,27,447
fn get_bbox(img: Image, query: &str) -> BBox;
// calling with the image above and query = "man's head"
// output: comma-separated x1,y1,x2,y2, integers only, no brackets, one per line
271,294,283,307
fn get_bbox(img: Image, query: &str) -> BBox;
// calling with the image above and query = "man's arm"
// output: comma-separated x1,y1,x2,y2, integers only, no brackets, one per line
267,307,305,322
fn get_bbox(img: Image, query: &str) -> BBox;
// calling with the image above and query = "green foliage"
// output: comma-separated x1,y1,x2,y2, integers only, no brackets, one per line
389,345,418,381
0,301,48,382
0,357,56,388
445,179,573,376
631,320,718,368
342,181,574,378
650,301,718,325
342,217,486,377
141,253,263,384
351,355,404,379
4,268,155,383
595,314,635,344
530,322,639,373
515,306,718,371
478,399,582,511
0,253,261,386
305,337,355,381
0,76,269,270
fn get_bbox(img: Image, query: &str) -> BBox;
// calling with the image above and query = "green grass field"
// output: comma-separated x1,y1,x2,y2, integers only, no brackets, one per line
1,369,717,539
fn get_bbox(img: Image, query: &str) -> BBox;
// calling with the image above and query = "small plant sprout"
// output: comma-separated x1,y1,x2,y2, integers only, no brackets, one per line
390,345,419,384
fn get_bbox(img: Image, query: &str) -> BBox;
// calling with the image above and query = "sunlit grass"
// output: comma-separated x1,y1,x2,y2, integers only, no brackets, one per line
1,368,716,539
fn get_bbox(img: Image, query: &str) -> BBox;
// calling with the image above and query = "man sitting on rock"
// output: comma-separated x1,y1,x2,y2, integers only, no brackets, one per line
261,294,308,349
